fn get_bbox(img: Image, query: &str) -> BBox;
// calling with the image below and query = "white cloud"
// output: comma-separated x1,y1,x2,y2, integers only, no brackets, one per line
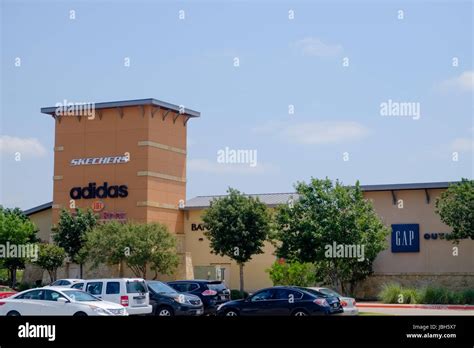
188,158,277,175
439,70,474,92
451,137,474,153
253,121,370,145
0,136,47,157
292,37,343,57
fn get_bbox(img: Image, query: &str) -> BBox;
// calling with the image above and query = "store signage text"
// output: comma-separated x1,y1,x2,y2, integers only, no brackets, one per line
70,182,128,199
191,223,206,231
70,155,129,166
391,224,420,253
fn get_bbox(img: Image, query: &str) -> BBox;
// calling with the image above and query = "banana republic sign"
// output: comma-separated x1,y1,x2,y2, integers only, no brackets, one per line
191,223,206,231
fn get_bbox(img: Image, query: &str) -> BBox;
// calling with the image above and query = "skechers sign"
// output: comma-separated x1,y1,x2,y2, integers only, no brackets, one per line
70,182,128,200
70,155,129,166
391,224,420,253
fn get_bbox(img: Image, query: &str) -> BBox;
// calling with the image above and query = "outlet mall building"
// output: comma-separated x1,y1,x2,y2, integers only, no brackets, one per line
23,98,474,298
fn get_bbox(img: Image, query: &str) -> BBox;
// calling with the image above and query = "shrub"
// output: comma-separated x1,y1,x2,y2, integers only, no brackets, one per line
421,287,451,304
460,289,474,305
16,282,34,292
266,261,317,287
401,288,421,304
230,289,249,300
379,283,403,303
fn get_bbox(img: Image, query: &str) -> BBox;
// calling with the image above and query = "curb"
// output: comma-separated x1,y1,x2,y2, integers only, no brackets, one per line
358,303,474,311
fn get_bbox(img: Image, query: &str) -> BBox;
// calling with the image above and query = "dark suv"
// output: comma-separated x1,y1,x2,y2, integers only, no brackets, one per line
146,281,203,316
167,280,230,315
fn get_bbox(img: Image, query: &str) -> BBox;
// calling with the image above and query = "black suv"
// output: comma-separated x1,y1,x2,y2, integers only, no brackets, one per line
167,280,230,315
146,281,204,316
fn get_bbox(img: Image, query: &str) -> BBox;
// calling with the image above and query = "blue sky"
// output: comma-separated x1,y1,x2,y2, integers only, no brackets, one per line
1,0,473,210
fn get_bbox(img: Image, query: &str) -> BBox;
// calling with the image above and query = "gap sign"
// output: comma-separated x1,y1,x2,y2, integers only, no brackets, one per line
391,224,420,252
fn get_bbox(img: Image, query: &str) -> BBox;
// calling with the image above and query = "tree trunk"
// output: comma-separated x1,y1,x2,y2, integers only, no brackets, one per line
79,263,83,279
239,263,244,297
11,268,17,288
118,261,124,277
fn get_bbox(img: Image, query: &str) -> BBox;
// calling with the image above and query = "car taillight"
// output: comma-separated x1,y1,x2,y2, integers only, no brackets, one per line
120,296,129,307
0,302,5,306
202,289,217,296
353,300,356,306
341,300,348,307
313,298,329,307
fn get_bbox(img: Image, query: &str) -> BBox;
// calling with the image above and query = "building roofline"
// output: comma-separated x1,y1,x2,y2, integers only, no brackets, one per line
40,98,200,118
24,201,53,216
22,181,460,214
184,181,459,210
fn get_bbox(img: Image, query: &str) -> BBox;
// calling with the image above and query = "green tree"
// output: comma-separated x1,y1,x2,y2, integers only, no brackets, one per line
52,208,97,278
274,178,389,295
0,207,37,287
83,222,179,279
202,188,272,295
35,244,66,282
435,179,474,242
266,260,317,287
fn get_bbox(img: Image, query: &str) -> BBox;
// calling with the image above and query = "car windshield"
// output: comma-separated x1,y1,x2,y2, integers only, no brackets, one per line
63,290,100,302
317,288,341,297
147,281,177,294
126,280,148,294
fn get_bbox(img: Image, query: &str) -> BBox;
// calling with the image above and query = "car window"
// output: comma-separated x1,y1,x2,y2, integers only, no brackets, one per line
86,282,103,295
106,282,120,294
273,289,303,300
71,283,84,290
44,290,66,301
126,280,148,294
187,283,199,292
250,289,274,302
207,283,226,292
16,289,45,300
51,280,62,286
168,283,188,292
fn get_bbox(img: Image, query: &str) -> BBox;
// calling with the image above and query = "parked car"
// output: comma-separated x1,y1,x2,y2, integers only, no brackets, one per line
0,286,16,299
308,287,358,315
48,279,84,287
0,287,128,316
70,278,152,315
167,280,230,315
146,280,203,316
216,286,343,316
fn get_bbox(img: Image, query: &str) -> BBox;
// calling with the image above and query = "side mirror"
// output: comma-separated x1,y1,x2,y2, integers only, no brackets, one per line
57,297,69,304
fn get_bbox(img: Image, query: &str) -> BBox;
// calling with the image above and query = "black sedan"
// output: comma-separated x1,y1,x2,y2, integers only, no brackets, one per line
216,286,343,316
146,281,204,316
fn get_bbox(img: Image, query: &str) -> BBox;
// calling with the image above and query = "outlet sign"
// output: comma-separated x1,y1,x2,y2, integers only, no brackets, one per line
391,224,420,253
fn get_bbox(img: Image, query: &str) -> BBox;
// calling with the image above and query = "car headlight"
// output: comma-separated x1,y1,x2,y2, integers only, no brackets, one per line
173,294,186,304
89,306,112,315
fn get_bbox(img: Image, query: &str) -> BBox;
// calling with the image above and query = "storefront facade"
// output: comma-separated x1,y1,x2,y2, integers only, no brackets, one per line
23,98,474,298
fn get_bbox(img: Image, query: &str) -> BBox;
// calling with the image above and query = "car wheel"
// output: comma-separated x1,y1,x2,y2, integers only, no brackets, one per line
292,310,308,316
6,310,20,316
224,309,239,316
73,312,88,316
156,306,174,317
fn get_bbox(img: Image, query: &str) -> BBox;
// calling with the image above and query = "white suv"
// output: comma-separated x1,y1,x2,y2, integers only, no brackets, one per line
71,278,152,315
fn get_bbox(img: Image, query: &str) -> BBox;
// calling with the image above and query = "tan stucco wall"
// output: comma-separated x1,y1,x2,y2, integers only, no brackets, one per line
184,189,474,294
